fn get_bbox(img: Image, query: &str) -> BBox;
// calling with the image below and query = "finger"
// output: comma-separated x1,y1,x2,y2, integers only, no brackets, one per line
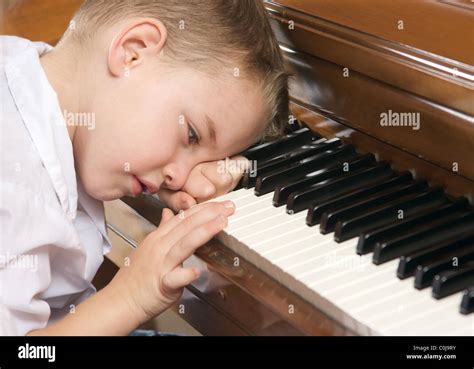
159,208,174,226
157,189,197,211
201,156,249,198
228,155,250,188
153,200,234,239
182,167,216,201
164,214,227,270
160,202,232,253
198,166,231,202
162,267,201,293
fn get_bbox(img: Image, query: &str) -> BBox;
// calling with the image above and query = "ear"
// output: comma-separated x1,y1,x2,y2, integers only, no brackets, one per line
107,18,167,77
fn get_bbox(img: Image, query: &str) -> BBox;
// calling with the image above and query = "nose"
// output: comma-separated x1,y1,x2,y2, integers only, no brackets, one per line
162,163,189,191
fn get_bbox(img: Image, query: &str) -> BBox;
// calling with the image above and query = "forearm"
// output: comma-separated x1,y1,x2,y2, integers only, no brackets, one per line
27,282,144,336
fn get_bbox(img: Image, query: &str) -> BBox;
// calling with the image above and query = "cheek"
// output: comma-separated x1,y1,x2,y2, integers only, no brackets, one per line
120,119,182,173
71,131,119,199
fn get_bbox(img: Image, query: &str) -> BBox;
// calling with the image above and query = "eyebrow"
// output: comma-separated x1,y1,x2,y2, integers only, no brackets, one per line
204,114,217,144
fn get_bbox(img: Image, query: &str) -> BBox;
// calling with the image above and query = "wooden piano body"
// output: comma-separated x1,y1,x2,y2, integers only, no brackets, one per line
104,1,474,335
4,0,473,335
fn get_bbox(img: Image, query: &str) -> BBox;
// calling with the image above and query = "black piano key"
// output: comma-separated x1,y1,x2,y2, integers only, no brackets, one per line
306,172,413,226
286,119,303,133
274,153,377,208
240,127,315,161
397,230,474,279
243,138,340,188
259,138,339,169
373,211,474,265
356,198,470,255
242,140,324,188
415,247,474,289
273,154,380,206
432,261,474,299
286,161,392,213
255,145,358,196
460,286,474,314
319,179,428,234
334,187,447,242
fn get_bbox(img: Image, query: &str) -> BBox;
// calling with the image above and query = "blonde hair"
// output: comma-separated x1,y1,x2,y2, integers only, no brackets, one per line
68,0,290,140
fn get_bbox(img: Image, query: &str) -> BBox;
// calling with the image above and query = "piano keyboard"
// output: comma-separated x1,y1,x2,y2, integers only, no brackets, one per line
211,127,474,336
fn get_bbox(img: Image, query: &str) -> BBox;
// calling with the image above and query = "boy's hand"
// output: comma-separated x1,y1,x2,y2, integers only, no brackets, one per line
109,201,235,325
157,156,249,211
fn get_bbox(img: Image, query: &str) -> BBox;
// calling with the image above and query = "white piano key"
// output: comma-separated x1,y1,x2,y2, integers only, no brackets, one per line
382,293,463,335
311,260,398,297
408,306,472,336
246,227,330,283
231,192,267,209
263,235,331,261
322,266,399,301
234,192,274,209
210,187,469,336
305,254,373,288
360,289,432,327
218,188,253,202
228,196,280,230
251,224,317,254
286,240,357,278
349,279,420,316
228,205,285,234
235,212,305,240
368,289,458,330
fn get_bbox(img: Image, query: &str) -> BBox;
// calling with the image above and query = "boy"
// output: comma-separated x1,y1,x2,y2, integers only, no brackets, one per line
0,0,289,335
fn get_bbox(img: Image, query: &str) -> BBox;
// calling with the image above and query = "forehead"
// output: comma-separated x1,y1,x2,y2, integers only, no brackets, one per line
181,69,267,152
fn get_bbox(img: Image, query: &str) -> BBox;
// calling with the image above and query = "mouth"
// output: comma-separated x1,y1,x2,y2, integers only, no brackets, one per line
131,176,144,196
131,176,159,197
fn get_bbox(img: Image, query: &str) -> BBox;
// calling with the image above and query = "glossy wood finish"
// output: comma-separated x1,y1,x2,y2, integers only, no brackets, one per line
265,1,474,114
291,103,474,204
1,0,82,45
265,0,474,183
267,0,474,64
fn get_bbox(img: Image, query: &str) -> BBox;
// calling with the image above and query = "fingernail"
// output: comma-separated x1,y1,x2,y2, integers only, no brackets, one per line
224,200,235,209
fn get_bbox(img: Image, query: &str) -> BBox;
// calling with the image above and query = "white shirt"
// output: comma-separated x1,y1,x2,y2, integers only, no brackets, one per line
0,36,112,336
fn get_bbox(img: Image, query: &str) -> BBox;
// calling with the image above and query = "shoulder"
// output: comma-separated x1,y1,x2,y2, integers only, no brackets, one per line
0,36,52,65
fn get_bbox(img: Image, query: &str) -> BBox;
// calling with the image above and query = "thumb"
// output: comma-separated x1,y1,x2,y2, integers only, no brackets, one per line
158,189,197,211
162,267,201,293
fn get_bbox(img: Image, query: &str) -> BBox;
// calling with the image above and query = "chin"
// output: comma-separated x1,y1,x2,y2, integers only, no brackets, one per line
82,179,123,202
96,187,126,201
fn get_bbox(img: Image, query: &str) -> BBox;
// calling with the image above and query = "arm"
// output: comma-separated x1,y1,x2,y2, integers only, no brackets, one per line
28,201,235,336
28,281,143,336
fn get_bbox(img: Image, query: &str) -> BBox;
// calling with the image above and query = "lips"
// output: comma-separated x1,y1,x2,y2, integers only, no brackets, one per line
131,176,144,196
131,175,160,197
139,178,159,194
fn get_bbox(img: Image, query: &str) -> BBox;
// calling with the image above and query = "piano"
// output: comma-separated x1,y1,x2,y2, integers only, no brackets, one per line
104,0,474,335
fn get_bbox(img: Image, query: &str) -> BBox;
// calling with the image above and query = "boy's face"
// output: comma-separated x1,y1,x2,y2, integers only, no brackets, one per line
73,62,266,201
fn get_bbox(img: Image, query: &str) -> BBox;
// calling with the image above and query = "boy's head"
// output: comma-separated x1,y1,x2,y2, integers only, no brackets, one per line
48,0,289,201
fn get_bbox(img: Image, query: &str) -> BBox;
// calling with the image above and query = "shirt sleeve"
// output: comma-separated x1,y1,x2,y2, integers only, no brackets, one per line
0,181,77,335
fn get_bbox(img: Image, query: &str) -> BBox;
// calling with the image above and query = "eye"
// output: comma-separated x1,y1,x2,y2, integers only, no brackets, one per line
187,123,200,144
